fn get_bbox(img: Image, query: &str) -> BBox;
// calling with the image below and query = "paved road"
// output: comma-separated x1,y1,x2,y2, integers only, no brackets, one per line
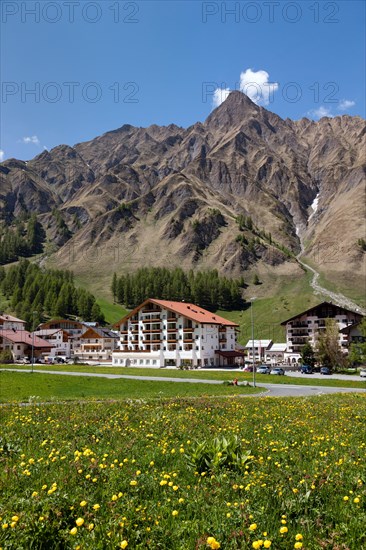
3,369,365,398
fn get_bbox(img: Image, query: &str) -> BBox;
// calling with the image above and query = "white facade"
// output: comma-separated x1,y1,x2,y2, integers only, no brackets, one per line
283,302,363,355
33,329,71,358
245,340,272,362
265,343,287,365
74,328,119,362
112,300,238,368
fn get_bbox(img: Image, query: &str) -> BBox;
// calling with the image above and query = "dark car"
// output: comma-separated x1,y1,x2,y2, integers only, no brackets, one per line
300,365,313,374
243,365,255,372
320,367,331,375
270,367,285,375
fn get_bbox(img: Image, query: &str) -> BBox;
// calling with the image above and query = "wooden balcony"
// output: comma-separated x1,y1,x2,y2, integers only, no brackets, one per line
183,327,193,332
143,339,162,344
167,328,177,333
183,338,194,343
167,317,177,322
142,329,161,333
143,318,161,324
168,339,178,343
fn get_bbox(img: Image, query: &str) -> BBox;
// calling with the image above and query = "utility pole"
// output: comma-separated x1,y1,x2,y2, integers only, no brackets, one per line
251,298,256,387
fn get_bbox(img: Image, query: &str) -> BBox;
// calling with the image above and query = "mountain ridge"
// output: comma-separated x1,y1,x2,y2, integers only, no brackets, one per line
0,91,365,305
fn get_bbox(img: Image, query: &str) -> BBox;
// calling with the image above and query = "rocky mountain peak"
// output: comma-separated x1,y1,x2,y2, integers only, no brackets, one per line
205,91,261,132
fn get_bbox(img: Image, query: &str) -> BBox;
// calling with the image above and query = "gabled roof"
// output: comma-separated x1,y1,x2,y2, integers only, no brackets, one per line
245,340,272,349
0,329,51,348
281,301,364,325
114,299,239,327
267,343,287,352
80,327,119,339
34,329,63,336
339,321,362,334
0,314,26,324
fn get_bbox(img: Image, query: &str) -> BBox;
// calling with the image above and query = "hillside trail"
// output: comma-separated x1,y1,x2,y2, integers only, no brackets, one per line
295,227,366,315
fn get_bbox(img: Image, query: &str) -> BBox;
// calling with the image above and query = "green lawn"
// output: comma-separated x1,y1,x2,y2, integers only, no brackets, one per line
0,371,261,403
1,365,365,389
95,297,128,325
217,270,319,343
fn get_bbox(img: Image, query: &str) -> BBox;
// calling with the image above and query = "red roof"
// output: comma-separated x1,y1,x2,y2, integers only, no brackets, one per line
115,299,238,327
0,329,51,348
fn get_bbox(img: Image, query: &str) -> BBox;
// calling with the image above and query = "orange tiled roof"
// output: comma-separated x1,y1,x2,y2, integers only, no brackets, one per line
116,299,238,327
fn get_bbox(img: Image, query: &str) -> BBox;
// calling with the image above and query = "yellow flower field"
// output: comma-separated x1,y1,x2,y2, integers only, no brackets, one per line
0,394,365,549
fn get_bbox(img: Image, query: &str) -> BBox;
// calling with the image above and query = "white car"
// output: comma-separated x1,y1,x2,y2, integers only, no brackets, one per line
360,369,366,378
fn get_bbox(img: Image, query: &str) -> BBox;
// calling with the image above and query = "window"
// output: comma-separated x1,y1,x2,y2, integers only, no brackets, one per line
179,346,182,350
152,360,157,365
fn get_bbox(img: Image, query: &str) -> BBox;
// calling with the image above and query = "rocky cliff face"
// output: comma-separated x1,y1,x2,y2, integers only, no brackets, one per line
1,91,365,295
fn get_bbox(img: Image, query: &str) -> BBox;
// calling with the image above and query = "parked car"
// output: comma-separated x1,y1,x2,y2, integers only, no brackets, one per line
300,365,313,374
320,367,331,375
270,367,285,375
53,357,67,364
242,365,255,372
257,365,271,374
359,369,366,378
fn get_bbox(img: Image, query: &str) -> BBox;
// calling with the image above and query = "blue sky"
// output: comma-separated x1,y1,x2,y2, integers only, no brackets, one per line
0,0,365,161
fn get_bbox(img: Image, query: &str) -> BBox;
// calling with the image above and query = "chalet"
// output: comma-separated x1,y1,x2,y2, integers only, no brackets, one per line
281,301,364,359
112,299,240,368
0,314,26,331
33,329,71,358
37,319,90,356
339,321,366,346
0,329,52,361
74,327,119,362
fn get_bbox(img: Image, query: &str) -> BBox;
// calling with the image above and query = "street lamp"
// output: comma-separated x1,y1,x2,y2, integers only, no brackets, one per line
251,297,256,387
31,311,37,374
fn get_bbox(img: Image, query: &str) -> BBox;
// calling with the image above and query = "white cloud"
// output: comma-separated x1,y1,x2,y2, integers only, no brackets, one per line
239,68,279,106
0,149,4,162
212,68,279,110
22,135,40,145
212,87,232,108
337,99,355,111
308,106,333,119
